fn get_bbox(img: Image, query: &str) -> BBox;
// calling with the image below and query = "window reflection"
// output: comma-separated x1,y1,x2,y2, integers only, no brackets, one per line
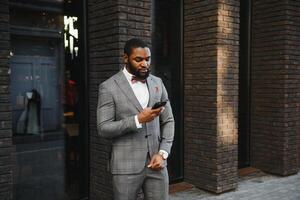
16,89,41,134
10,0,84,199
10,8,63,30
64,16,79,59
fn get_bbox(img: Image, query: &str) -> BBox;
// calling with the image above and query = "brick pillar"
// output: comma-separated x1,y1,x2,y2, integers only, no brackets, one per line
0,0,12,199
88,0,152,199
184,0,239,193
251,0,300,175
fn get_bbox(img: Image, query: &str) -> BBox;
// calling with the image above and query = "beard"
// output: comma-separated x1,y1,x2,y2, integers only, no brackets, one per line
127,62,150,80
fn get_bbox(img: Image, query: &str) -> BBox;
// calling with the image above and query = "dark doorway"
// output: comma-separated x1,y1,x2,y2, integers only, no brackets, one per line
238,0,251,168
152,0,183,182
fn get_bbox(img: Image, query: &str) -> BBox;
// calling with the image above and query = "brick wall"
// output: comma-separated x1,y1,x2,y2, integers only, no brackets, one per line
87,0,151,199
184,0,239,193
251,0,300,175
284,1,300,172
0,0,12,199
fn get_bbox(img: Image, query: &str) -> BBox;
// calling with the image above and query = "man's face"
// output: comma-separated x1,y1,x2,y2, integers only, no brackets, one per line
124,47,151,80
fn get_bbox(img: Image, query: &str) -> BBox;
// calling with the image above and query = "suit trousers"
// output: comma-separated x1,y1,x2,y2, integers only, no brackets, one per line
112,157,169,200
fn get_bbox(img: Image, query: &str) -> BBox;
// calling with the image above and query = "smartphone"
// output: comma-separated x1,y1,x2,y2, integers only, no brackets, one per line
152,101,167,109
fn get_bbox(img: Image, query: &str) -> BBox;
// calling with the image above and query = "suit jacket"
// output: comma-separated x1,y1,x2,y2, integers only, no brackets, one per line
97,70,174,175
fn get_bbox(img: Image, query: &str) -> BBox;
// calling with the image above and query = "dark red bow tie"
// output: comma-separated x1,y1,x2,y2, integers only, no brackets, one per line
131,76,146,84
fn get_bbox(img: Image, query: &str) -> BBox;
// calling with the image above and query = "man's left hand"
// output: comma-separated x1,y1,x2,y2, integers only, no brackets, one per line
147,154,164,170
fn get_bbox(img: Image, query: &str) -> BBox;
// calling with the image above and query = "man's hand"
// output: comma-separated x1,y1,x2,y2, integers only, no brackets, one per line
147,154,164,170
137,107,163,123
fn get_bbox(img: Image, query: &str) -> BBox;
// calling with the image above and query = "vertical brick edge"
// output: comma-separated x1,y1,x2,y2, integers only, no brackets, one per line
0,0,13,199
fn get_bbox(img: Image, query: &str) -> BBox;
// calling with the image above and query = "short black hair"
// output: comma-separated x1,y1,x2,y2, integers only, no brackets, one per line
124,38,148,56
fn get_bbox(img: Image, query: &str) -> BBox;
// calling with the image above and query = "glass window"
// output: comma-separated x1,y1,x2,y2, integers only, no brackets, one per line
10,0,86,199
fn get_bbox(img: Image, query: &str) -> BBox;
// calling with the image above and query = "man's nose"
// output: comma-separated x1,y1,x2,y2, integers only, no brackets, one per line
141,60,149,67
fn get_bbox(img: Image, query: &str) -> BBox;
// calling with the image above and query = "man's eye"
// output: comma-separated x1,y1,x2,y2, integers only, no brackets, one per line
135,58,142,62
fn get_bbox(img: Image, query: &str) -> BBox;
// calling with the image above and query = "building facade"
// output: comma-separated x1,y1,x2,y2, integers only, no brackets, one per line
0,0,299,199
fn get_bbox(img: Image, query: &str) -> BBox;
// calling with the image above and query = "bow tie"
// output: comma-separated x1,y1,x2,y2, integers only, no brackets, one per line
131,76,146,84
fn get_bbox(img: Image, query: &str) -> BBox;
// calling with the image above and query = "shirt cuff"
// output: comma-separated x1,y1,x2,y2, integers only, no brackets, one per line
134,115,142,129
159,150,169,159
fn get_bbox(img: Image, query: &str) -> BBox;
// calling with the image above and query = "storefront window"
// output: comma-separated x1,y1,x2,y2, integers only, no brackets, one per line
9,0,86,199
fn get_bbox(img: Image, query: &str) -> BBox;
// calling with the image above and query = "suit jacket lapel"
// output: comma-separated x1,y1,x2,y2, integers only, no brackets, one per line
114,71,143,112
146,75,156,108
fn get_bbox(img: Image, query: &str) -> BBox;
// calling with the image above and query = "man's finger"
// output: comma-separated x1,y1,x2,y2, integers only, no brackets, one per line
147,161,153,168
147,157,155,168
152,164,163,171
152,108,162,117
151,158,161,168
153,163,160,168
151,107,162,113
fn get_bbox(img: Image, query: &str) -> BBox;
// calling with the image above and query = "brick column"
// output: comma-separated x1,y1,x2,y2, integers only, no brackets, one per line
87,0,151,199
184,0,239,193
251,0,300,175
0,0,12,199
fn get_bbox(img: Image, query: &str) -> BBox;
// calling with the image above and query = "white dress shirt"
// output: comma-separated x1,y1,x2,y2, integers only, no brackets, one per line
122,67,169,159
123,67,149,128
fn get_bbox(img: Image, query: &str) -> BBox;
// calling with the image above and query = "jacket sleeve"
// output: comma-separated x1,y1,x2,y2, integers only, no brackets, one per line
158,79,175,154
97,83,137,139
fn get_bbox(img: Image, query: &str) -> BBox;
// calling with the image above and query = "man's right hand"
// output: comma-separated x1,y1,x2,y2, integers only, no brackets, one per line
137,107,163,123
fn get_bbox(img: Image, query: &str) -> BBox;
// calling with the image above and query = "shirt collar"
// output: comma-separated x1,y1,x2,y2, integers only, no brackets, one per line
123,66,134,83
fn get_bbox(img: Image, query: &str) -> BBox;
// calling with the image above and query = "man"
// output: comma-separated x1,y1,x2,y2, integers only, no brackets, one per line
97,38,174,200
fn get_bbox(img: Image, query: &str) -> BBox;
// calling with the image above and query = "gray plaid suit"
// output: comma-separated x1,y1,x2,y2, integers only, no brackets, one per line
97,70,174,199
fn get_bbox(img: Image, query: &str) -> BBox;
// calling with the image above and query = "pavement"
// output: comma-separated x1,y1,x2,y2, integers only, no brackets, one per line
169,169,300,200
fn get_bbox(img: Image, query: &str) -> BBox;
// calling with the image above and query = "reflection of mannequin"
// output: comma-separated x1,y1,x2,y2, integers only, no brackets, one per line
25,89,41,134
17,89,41,134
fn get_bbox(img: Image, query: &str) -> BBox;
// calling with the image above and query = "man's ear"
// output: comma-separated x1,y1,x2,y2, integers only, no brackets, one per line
123,54,128,64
